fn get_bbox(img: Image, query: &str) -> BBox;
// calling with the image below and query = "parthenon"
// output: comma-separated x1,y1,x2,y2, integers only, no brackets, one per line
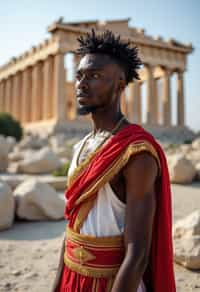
0,18,193,132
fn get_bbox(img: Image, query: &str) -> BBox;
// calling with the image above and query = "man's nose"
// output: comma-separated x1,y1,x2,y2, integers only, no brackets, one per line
76,75,89,90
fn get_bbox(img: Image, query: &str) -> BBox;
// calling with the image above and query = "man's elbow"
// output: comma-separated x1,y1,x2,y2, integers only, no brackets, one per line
125,248,149,276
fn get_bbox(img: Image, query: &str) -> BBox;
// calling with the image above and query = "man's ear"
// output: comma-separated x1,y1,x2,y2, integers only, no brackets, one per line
118,75,126,94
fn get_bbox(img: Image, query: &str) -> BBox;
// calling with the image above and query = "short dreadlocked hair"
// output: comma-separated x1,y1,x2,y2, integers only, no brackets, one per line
76,29,142,84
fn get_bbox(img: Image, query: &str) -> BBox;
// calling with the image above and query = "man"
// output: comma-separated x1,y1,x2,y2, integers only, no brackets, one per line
53,30,176,292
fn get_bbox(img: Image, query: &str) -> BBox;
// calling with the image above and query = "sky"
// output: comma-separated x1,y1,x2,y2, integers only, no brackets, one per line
0,0,199,131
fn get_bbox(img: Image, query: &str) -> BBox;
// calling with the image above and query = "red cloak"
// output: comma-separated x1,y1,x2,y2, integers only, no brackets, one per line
60,124,176,292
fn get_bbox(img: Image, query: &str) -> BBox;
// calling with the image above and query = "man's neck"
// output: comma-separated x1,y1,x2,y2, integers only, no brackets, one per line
91,110,124,134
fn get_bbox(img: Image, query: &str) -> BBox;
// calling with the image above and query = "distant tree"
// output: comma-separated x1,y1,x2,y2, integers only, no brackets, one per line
0,112,23,141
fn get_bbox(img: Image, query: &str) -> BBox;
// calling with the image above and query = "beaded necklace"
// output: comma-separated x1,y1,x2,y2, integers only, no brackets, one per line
76,116,126,166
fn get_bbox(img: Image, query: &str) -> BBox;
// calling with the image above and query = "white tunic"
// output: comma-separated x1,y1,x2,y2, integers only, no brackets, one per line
68,136,146,292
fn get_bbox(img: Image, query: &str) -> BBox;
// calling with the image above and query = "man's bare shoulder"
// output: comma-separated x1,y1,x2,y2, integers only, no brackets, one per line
123,152,158,200
125,152,158,173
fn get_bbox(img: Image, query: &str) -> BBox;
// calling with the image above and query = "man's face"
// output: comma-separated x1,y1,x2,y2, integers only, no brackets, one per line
75,53,122,115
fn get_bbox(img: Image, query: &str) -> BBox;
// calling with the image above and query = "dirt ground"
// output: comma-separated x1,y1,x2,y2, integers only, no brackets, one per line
0,183,200,292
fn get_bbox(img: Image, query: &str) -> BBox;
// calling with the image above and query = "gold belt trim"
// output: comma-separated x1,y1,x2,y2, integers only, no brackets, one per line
64,253,120,278
64,226,124,278
66,226,124,247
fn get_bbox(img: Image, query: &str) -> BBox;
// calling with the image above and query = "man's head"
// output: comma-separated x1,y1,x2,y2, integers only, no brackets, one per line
75,30,142,115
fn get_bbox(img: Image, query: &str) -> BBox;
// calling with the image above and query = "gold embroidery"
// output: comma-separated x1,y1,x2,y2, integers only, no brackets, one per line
73,199,96,232
75,141,160,207
67,145,102,187
68,117,126,188
66,226,123,247
67,134,113,188
64,227,124,278
72,246,96,264
64,140,161,282
69,140,160,231
64,253,120,278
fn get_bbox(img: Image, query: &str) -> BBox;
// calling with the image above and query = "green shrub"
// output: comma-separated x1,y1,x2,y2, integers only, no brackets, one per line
52,161,70,177
184,139,193,144
0,112,23,141
168,143,178,149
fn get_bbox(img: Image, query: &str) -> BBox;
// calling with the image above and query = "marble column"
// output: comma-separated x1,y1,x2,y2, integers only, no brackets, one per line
12,73,22,120
146,65,156,124
128,81,141,123
53,53,66,121
177,71,185,126
121,91,127,116
43,56,54,119
32,62,43,121
127,83,134,121
21,70,27,122
21,67,32,123
153,78,159,125
0,80,5,112
162,68,171,126
66,83,76,120
4,78,12,113
10,76,14,115
4,79,8,112
72,54,81,119
73,54,81,79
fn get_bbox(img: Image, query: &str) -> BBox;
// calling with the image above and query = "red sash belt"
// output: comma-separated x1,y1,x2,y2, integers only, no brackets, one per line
64,226,125,278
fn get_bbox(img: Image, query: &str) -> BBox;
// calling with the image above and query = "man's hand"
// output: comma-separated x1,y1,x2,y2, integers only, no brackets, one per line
111,152,158,292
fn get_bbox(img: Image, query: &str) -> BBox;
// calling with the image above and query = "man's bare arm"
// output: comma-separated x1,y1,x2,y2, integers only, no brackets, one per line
111,152,158,292
51,234,65,292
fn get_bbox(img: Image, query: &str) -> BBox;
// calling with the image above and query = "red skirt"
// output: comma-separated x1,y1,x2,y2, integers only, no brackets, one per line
56,265,115,292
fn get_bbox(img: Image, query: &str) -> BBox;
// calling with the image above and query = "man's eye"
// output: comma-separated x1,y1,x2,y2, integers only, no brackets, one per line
76,73,81,80
92,73,100,79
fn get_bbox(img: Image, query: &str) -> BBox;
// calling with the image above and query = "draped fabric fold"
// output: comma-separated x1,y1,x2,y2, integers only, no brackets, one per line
58,124,176,292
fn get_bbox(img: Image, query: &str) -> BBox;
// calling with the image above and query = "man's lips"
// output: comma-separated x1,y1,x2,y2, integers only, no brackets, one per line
77,95,88,98
77,94,90,105
76,92,89,98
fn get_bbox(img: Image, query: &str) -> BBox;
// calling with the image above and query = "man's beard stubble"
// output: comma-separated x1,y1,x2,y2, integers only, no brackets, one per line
77,84,116,116
77,105,101,116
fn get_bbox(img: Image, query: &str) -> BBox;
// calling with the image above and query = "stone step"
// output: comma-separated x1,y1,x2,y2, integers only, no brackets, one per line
0,174,67,191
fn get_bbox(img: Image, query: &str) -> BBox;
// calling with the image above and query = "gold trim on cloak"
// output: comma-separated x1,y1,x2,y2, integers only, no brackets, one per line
67,139,160,189
75,141,160,206
64,139,161,288
72,140,161,232
73,199,97,232
67,139,109,187
64,227,124,278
